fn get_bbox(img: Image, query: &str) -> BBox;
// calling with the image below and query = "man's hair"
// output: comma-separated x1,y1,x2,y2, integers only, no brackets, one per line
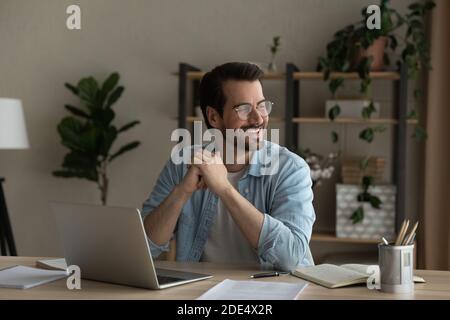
199,62,264,128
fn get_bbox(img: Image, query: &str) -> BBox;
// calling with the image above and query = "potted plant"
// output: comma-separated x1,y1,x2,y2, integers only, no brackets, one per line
268,36,281,72
316,0,435,225
53,72,141,205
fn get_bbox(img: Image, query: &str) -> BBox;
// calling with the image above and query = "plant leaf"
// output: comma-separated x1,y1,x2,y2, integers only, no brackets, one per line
108,141,140,162
328,104,341,121
360,157,370,170
65,105,90,119
359,128,374,143
118,120,140,133
65,83,79,96
350,206,364,224
331,131,339,143
369,195,382,209
57,117,85,151
78,77,99,108
105,86,124,109
412,125,428,141
99,72,120,107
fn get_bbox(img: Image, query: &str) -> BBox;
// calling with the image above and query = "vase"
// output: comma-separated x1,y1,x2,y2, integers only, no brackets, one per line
352,36,387,71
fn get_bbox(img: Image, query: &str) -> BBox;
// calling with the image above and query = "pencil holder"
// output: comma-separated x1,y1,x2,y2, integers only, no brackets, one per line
378,243,414,293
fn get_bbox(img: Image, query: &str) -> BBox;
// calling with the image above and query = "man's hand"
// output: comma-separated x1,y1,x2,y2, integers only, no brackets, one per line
178,165,206,194
192,149,232,196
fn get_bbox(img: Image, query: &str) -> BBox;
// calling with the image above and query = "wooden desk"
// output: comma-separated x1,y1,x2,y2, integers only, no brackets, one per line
1,257,449,300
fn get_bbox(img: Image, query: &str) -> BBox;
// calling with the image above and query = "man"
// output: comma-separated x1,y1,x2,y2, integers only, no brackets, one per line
142,62,315,271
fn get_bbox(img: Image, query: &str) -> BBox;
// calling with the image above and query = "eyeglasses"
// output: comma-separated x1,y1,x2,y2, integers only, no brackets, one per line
232,100,273,121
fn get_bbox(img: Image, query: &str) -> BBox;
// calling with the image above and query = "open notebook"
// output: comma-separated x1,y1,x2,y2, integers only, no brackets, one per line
0,265,68,289
292,264,425,289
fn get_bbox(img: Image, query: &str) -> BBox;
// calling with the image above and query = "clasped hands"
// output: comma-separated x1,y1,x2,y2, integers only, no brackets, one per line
179,149,232,196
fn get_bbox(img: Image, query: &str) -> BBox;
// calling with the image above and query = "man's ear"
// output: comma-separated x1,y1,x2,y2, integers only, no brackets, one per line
206,106,223,129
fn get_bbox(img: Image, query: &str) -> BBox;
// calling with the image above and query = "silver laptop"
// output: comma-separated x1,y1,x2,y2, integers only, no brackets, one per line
51,202,212,289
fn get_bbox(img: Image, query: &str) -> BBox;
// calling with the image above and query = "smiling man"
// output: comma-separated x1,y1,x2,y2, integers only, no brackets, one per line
142,62,315,271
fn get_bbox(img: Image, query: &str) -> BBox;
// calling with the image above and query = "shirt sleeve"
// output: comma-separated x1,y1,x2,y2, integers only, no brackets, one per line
141,157,181,258
256,157,316,271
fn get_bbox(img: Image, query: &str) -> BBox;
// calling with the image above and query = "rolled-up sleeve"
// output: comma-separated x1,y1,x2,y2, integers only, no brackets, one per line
257,158,315,271
141,158,180,258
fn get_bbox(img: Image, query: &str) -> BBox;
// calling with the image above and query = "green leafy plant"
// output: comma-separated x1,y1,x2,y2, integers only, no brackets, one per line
268,36,281,71
53,72,141,205
316,0,435,224
317,0,435,139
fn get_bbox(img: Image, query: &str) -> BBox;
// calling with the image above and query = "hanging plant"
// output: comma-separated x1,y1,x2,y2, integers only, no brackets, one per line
316,0,435,223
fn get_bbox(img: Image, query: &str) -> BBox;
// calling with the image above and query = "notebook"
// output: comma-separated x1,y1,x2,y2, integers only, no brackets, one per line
35,258,68,272
0,265,69,289
292,264,425,289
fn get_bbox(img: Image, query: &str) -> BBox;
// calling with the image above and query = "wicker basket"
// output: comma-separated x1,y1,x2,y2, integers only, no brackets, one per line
341,157,385,184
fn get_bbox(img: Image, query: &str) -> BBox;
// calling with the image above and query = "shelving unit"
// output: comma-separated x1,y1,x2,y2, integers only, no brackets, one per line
177,62,411,244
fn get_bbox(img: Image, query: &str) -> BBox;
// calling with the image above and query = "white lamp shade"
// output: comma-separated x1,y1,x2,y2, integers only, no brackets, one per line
0,98,30,149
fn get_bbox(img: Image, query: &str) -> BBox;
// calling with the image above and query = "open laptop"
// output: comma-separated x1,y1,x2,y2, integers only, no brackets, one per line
51,202,212,289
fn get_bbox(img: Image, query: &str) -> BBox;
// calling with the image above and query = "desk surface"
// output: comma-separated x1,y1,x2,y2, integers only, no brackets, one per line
1,257,449,300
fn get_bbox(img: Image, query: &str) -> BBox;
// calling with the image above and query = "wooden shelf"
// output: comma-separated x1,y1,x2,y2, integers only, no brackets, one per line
177,71,400,81
292,117,418,125
311,232,381,244
293,71,400,80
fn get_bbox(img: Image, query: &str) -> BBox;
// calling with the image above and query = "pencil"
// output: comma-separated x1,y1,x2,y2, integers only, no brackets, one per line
395,219,409,246
403,221,418,245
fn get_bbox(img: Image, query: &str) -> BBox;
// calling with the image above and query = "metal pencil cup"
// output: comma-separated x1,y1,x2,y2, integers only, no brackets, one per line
378,243,414,293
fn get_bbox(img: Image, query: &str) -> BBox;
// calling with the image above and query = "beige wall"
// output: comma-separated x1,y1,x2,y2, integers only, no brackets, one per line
0,0,419,257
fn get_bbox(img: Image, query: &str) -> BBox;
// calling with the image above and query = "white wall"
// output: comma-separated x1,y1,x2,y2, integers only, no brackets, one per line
0,0,419,257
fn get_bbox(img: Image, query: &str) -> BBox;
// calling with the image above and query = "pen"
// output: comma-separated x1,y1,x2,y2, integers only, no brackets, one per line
250,271,288,279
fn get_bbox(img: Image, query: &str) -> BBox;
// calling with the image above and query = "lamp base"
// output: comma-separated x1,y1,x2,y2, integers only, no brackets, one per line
0,177,17,256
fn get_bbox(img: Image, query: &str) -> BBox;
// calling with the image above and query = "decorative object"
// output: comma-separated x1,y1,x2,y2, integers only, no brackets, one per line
296,148,338,189
336,184,396,240
0,98,30,256
317,0,435,223
53,73,141,205
325,99,380,119
341,157,385,184
317,0,435,139
268,36,281,72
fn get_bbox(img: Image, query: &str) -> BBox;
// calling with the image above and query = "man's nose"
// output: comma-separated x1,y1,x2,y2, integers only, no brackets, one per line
247,106,264,124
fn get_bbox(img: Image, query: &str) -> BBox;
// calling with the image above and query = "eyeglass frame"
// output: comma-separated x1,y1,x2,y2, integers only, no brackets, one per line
231,99,274,120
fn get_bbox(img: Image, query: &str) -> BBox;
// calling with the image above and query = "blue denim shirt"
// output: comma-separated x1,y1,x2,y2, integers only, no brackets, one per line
141,141,316,271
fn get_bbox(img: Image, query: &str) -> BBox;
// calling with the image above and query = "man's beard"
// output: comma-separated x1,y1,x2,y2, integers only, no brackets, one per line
223,123,265,152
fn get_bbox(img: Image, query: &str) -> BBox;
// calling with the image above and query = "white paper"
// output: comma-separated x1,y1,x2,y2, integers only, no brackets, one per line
197,279,308,300
0,265,68,289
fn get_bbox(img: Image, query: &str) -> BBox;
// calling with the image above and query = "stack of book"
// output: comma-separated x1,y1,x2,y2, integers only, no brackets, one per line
341,157,385,184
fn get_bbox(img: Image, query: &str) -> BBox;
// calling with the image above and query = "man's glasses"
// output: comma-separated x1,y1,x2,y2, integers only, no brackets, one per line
232,100,273,121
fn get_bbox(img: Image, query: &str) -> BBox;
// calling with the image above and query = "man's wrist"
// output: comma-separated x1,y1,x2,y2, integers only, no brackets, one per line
174,184,193,200
216,181,235,199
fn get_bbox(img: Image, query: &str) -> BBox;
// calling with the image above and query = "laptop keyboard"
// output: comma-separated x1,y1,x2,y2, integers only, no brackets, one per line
157,274,185,285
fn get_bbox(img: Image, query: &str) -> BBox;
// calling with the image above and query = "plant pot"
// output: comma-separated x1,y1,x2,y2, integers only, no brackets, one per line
352,36,387,71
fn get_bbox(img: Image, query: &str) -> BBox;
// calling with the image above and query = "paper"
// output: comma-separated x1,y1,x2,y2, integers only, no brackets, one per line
0,265,68,289
36,258,68,271
197,279,308,300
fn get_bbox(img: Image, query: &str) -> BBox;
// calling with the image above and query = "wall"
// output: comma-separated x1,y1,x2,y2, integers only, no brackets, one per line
0,0,419,258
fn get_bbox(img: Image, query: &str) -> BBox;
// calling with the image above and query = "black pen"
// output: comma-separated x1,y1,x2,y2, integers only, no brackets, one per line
250,271,289,279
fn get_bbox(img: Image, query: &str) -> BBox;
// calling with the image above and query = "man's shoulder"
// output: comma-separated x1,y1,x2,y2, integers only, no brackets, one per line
264,141,308,171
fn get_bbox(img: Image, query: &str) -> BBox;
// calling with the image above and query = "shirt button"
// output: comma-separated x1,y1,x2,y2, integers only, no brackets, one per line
245,188,249,194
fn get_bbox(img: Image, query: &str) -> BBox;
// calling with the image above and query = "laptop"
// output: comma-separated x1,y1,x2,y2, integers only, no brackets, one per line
51,202,212,289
